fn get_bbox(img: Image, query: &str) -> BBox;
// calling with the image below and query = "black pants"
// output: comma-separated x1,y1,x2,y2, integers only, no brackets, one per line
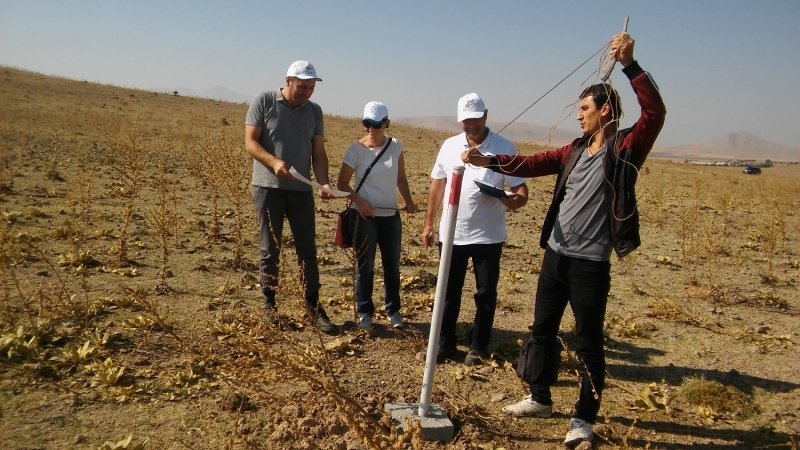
528,246,610,423
349,212,402,318
439,242,503,352
252,187,322,313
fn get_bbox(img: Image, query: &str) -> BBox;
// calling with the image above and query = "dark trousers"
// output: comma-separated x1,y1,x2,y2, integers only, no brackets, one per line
528,246,610,423
439,242,503,352
252,187,322,313
349,212,402,318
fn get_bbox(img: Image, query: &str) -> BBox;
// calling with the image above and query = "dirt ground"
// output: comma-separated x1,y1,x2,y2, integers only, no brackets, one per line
1,67,799,449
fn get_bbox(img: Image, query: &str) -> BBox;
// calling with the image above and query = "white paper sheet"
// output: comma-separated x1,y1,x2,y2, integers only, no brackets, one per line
289,167,350,197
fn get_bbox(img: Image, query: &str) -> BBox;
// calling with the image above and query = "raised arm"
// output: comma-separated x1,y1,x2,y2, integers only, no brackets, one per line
614,32,666,163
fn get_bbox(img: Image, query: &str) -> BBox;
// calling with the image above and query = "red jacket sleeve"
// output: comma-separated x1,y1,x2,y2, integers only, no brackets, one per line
489,61,665,175
618,61,666,163
489,144,569,178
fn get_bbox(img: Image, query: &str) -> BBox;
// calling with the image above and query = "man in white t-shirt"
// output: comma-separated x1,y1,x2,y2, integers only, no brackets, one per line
421,93,528,366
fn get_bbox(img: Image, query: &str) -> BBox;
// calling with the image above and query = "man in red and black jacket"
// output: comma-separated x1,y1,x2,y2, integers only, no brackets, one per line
464,32,665,448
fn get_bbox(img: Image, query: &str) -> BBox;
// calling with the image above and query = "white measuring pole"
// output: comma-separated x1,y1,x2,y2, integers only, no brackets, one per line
418,166,465,417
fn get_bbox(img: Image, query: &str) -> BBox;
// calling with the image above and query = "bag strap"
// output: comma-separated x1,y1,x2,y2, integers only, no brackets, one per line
354,137,393,194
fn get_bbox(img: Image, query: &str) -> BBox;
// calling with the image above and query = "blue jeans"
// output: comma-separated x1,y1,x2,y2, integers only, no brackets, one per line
252,187,323,314
438,242,503,352
528,246,610,424
348,211,402,318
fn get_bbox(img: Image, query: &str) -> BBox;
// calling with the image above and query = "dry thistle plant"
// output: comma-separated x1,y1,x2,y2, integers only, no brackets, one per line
646,298,695,324
100,116,148,267
759,196,788,273
121,283,185,349
640,177,668,226
0,126,11,197
27,237,97,324
214,310,419,449
196,129,251,269
676,174,706,265
213,236,423,447
699,213,728,269
64,167,95,265
185,131,223,242
0,220,15,327
60,148,102,329
145,160,178,292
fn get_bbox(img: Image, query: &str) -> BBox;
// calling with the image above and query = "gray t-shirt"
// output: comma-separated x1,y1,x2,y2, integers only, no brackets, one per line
548,146,612,261
245,90,324,191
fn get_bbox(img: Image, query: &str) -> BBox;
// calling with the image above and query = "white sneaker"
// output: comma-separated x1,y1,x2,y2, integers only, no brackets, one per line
501,395,552,417
564,418,593,447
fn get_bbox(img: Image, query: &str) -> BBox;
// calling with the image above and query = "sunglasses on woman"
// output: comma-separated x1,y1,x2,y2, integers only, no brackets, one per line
362,119,385,129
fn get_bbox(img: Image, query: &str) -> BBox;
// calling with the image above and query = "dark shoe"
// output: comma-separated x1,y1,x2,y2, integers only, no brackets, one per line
264,304,278,325
315,315,337,334
436,347,457,364
464,348,488,366
358,315,373,331
387,311,405,329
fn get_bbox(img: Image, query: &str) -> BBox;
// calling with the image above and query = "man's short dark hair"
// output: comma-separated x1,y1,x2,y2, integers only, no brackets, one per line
581,84,622,120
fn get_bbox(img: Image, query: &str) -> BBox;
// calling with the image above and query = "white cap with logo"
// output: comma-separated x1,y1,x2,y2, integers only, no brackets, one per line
457,93,486,123
363,101,388,122
286,60,322,81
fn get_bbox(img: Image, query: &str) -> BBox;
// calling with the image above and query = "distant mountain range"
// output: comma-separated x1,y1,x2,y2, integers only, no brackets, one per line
152,85,254,104
394,120,799,162
144,86,799,162
652,131,800,162
393,116,580,146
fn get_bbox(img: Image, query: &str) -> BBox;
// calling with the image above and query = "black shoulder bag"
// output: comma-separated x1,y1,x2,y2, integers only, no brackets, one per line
334,137,393,248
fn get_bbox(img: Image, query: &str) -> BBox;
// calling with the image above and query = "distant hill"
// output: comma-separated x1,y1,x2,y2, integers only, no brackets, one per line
652,131,800,162
393,116,579,146
152,85,253,104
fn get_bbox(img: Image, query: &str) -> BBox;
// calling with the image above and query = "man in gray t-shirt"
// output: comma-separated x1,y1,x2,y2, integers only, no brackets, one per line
244,60,336,333
547,146,612,261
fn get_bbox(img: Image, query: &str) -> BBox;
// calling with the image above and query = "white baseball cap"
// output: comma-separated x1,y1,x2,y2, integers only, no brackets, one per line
363,101,388,122
457,93,486,123
286,60,322,81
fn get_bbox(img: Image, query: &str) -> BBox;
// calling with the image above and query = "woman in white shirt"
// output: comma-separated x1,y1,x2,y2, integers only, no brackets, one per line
336,102,418,331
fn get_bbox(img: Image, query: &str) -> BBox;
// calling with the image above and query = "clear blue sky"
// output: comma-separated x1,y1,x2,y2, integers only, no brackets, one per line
2,1,798,147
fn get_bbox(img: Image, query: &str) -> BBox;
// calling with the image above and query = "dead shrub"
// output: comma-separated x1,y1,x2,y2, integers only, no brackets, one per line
100,116,148,267
646,298,692,322
680,378,757,421
194,129,251,269
145,160,178,292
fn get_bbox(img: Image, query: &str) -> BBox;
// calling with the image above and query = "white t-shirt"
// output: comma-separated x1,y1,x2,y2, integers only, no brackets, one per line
342,137,402,217
430,131,525,245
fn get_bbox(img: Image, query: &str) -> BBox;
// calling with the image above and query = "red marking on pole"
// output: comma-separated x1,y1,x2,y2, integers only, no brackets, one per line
448,172,463,206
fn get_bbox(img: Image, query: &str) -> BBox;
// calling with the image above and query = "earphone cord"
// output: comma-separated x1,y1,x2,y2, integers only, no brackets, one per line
479,43,611,149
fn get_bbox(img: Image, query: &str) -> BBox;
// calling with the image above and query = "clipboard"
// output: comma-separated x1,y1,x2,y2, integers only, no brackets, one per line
474,180,508,199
